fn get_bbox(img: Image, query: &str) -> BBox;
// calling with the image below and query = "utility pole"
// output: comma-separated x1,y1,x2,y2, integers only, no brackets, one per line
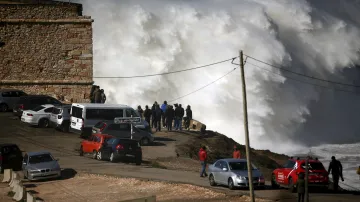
239,50,255,202
305,156,309,202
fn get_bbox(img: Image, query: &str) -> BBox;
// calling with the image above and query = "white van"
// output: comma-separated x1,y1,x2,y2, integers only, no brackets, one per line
69,103,147,137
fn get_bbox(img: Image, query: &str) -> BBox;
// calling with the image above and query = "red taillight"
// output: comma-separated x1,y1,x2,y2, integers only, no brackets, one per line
99,123,107,132
116,144,124,150
27,113,33,116
19,104,24,109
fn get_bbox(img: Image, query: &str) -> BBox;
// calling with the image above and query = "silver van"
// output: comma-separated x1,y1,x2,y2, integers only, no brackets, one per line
50,105,71,132
0,89,27,112
69,103,146,137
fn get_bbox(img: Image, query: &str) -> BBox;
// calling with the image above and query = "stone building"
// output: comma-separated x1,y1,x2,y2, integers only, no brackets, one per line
0,0,93,103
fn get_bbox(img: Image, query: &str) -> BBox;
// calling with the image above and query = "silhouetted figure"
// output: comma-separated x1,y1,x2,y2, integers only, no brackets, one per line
174,104,181,130
89,85,97,103
328,156,344,192
93,86,102,103
185,105,192,130
100,89,106,103
137,105,143,118
151,102,157,128
179,104,184,130
154,105,162,132
166,105,175,131
296,173,305,202
144,105,151,125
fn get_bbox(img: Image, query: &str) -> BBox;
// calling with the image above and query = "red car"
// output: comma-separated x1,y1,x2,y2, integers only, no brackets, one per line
271,157,329,192
79,134,114,160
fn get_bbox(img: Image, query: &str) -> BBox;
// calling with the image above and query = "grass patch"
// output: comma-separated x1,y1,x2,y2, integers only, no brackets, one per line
7,191,15,197
151,161,167,169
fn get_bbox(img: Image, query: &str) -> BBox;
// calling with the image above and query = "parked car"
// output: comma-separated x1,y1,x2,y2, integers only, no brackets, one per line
13,95,62,118
21,104,55,127
92,121,154,146
50,105,71,132
98,138,142,165
0,89,27,112
22,151,61,181
69,103,146,137
271,157,329,192
79,134,114,160
0,144,23,173
208,159,265,190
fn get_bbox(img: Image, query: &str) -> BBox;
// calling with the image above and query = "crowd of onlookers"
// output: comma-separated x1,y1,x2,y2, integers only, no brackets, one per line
89,85,106,103
137,101,193,132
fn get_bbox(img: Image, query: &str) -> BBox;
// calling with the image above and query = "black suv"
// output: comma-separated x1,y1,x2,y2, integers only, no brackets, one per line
13,95,62,118
0,144,23,173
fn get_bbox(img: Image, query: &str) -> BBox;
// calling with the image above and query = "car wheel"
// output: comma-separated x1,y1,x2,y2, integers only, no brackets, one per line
97,151,103,160
109,152,116,162
209,174,216,186
140,137,149,146
39,119,49,128
271,174,280,188
228,178,235,190
288,177,295,193
92,150,97,159
0,103,8,112
79,146,84,156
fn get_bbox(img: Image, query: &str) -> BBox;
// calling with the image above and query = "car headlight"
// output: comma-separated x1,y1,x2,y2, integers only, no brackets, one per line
237,175,246,180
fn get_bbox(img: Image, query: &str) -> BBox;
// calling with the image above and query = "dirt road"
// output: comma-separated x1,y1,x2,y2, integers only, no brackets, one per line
0,113,358,202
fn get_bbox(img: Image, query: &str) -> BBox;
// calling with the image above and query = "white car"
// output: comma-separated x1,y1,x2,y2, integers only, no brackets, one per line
21,104,55,127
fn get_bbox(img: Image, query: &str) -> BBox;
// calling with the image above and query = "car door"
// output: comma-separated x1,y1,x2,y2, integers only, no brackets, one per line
70,105,84,131
82,136,94,153
101,138,116,158
117,124,132,139
93,135,102,151
44,107,54,119
279,160,295,185
212,161,224,184
219,162,232,184
7,91,18,109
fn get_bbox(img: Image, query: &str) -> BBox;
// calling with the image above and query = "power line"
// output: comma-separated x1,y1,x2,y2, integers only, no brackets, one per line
246,61,359,95
168,67,238,103
243,54,360,88
93,57,238,79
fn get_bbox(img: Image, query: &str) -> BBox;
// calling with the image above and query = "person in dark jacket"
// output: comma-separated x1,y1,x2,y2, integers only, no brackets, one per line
137,105,144,118
174,104,181,130
296,173,305,202
89,85,97,103
179,104,185,130
155,105,162,132
151,102,158,128
199,146,208,177
100,89,106,103
144,105,152,125
93,86,102,103
328,156,344,191
185,105,192,130
166,105,175,131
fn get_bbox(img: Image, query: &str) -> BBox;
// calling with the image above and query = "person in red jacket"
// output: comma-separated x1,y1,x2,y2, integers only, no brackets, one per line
199,146,208,177
233,145,241,159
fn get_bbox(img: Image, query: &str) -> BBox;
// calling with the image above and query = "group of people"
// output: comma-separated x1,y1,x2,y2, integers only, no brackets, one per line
89,85,106,103
136,101,193,132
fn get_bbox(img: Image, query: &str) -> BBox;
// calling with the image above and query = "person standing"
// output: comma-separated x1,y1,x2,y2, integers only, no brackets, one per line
160,101,167,128
94,86,102,103
151,102,157,129
137,105,144,118
89,85,97,103
144,105,151,125
199,146,208,177
174,104,181,130
296,173,305,202
328,156,344,192
185,105,192,130
166,105,175,131
100,89,106,103
179,104,185,131
155,105,162,132
233,146,241,159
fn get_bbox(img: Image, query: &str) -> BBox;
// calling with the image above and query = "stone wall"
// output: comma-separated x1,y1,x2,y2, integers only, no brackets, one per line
0,2,93,103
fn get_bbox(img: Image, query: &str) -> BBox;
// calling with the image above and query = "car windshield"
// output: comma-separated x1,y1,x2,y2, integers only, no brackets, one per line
32,106,45,112
300,162,325,170
29,154,54,164
229,162,257,170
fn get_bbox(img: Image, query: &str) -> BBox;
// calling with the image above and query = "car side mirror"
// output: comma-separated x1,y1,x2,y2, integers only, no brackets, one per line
222,168,228,171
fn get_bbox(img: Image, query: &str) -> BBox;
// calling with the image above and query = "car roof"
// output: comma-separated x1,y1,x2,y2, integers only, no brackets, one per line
218,158,248,163
72,103,131,108
26,151,51,156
